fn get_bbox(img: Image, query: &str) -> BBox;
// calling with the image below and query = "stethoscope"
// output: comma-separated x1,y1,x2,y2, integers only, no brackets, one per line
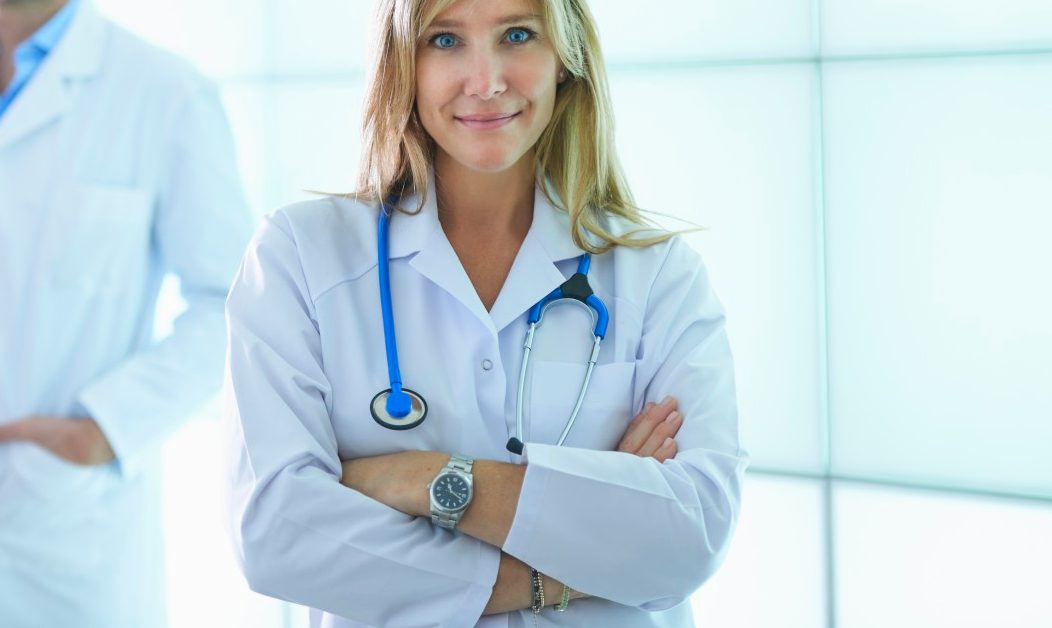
370,195,610,456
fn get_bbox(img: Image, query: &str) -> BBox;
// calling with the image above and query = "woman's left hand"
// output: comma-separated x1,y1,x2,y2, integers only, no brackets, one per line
340,450,448,518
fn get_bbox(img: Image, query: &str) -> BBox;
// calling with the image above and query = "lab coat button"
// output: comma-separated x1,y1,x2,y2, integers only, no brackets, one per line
481,359,493,371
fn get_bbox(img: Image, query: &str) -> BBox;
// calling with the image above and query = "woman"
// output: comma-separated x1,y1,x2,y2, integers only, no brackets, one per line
222,0,747,625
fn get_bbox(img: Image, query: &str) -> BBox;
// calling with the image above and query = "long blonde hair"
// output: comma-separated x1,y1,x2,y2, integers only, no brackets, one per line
355,0,691,252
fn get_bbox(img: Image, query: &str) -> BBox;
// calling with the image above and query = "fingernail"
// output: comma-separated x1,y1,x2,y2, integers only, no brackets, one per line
660,395,672,405
662,437,674,449
665,411,680,424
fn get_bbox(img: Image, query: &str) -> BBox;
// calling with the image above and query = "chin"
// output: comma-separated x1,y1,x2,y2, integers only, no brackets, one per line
456,148,523,174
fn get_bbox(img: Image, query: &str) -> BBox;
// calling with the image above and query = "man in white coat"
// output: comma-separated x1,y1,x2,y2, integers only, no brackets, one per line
0,0,252,626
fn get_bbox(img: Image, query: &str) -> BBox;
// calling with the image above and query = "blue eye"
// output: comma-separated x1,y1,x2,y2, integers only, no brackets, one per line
431,33,457,49
505,27,535,44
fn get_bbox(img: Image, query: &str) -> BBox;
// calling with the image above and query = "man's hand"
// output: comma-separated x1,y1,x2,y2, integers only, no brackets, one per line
0,415,116,466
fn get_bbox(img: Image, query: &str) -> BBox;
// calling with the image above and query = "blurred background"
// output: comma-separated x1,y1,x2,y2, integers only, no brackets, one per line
91,0,1052,626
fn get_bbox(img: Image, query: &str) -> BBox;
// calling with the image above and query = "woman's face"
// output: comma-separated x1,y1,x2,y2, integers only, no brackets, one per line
415,0,562,174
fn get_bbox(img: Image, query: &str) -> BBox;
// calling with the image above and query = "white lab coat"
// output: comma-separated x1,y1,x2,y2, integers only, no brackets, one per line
223,174,748,627
0,2,251,626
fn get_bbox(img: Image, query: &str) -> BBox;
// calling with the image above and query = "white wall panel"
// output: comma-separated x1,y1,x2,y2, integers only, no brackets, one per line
220,85,269,219
591,0,813,62
692,475,827,628
824,56,1052,497
95,0,268,78
824,0,1052,56
271,0,373,76
834,482,1052,628
263,82,367,211
610,66,823,473
162,415,288,628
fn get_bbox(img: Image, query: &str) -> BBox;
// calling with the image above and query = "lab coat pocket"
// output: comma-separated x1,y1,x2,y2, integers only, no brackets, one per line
0,443,114,572
48,183,154,295
527,360,636,451
7,441,118,514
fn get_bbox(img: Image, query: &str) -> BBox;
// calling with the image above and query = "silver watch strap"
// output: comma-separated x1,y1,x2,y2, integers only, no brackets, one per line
431,455,474,529
447,454,474,474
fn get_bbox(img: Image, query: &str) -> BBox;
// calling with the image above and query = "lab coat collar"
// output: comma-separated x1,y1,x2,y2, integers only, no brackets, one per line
0,0,106,149
393,169,588,335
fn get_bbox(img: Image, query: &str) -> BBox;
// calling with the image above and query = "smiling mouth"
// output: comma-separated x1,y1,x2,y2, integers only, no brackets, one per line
455,112,520,129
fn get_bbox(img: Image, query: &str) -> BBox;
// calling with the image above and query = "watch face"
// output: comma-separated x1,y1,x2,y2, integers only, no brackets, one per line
432,473,470,510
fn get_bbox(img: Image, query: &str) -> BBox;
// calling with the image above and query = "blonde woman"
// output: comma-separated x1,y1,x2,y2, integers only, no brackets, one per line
223,0,747,625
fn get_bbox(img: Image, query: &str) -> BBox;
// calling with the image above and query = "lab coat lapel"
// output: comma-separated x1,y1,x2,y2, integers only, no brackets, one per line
488,182,586,334
410,222,496,335
0,1,105,150
405,176,497,334
404,174,586,336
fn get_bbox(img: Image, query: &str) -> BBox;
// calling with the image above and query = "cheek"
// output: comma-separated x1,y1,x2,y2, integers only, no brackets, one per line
415,76,446,133
512,57,558,117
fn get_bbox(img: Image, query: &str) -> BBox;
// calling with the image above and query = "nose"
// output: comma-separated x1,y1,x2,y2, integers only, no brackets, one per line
463,48,506,100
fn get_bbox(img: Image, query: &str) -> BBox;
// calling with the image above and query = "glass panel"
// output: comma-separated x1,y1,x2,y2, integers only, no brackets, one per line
264,82,367,211
95,0,268,78
219,84,268,219
610,65,823,473
163,415,288,628
824,56,1052,497
590,0,813,62
270,0,373,75
834,482,1052,628
823,0,1052,55
692,474,828,627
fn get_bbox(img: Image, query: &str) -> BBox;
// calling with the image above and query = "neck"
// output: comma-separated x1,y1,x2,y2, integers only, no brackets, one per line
433,150,536,243
0,0,67,56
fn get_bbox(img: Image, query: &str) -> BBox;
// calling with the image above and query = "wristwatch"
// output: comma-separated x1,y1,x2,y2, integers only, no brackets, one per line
427,454,475,529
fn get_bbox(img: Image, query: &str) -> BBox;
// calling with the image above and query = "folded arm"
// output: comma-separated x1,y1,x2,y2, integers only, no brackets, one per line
225,215,503,625
341,239,749,611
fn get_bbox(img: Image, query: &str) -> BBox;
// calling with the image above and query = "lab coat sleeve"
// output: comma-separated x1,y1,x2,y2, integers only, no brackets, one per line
222,214,500,626
502,237,749,610
74,80,253,478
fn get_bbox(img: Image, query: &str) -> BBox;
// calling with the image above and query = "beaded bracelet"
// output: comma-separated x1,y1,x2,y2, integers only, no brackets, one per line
556,584,572,612
529,568,545,614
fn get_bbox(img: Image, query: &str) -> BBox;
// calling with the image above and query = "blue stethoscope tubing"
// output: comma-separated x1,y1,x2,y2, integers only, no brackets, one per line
370,195,429,430
371,194,610,456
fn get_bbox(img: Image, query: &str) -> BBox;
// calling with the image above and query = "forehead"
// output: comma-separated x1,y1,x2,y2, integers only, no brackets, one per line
428,0,542,27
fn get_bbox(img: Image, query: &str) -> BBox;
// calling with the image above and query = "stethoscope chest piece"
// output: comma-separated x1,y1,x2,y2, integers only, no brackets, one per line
371,387,428,430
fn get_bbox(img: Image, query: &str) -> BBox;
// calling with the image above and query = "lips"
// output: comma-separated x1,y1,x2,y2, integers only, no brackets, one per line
455,112,521,130
456,112,519,122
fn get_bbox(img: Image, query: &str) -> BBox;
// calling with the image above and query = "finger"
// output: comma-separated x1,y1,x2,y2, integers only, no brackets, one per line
617,397,675,453
637,411,682,458
624,402,655,432
617,397,677,453
652,438,678,463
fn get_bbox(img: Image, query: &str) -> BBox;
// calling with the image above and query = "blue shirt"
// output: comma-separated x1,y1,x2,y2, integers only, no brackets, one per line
0,0,81,118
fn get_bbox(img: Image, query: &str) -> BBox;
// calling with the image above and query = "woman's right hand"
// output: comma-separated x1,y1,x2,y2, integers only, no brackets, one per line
615,396,681,463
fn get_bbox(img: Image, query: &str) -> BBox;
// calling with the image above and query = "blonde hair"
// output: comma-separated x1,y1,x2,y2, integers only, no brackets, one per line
355,0,695,252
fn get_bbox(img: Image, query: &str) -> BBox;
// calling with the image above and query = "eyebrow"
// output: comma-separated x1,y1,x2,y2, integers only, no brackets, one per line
426,13,543,29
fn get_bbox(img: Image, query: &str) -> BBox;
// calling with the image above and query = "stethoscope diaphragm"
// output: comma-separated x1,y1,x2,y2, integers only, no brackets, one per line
370,387,428,430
